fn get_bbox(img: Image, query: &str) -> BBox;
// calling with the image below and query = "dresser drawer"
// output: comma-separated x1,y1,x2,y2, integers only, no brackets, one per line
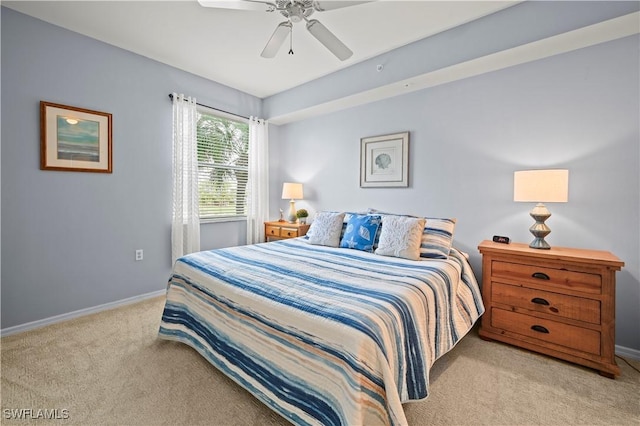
280,227,299,238
492,261,601,294
491,308,601,355
264,221,310,242
265,225,281,237
492,282,600,324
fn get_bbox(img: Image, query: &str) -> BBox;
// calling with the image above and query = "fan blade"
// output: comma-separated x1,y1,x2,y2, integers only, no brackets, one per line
261,22,292,58
197,1,274,12
312,1,373,12
306,19,352,61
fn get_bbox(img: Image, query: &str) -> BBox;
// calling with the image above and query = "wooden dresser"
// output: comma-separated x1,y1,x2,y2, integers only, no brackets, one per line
477,240,624,378
264,221,310,242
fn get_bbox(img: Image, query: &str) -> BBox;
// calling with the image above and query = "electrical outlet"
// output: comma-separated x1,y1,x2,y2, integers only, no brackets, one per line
135,249,143,261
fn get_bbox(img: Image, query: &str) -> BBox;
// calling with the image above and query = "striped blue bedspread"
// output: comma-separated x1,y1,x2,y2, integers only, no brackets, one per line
158,238,484,425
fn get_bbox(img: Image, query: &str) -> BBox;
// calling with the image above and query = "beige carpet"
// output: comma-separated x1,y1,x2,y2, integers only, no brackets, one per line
1,296,639,425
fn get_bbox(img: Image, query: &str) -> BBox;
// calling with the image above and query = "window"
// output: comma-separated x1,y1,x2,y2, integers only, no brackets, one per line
196,107,249,221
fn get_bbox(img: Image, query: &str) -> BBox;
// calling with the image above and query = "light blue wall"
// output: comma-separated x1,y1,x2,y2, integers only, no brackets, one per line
0,7,259,328
270,36,640,351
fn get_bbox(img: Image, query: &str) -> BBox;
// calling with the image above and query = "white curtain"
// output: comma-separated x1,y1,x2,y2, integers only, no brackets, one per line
246,117,270,244
171,93,200,264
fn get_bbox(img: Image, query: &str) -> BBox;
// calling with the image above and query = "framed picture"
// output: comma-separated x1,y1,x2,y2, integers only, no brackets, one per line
360,131,409,187
40,101,112,173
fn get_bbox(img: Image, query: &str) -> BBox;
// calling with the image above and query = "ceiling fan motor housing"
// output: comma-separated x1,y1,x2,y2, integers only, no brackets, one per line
277,0,315,22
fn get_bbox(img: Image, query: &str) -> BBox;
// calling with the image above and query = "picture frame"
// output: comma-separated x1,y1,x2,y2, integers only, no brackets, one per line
360,131,409,187
40,101,112,173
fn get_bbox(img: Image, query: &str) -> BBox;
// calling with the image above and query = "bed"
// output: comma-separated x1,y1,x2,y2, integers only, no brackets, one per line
159,217,484,426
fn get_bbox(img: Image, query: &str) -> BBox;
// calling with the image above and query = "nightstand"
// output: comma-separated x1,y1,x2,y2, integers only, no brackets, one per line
477,240,624,378
264,221,310,242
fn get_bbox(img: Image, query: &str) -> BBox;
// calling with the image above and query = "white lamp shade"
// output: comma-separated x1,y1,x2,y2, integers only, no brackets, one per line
514,169,569,203
282,182,303,200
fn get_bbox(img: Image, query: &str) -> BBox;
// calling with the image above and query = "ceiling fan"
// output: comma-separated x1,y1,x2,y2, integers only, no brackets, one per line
198,1,372,60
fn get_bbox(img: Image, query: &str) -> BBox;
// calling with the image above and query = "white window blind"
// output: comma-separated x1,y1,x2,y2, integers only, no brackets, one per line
196,107,249,220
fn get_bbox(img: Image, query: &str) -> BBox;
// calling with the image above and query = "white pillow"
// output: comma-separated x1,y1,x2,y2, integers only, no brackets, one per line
375,215,426,260
308,211,346,247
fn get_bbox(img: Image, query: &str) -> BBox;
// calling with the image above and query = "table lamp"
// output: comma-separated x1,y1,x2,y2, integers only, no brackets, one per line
514,169,569,249
282,182,303,223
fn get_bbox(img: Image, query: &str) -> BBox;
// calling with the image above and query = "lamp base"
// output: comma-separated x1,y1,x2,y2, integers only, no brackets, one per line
528,202,552,250
529,237,551,250
287,200,297,223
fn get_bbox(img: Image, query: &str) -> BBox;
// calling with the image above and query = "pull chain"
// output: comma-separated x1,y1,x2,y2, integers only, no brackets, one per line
288,24,294,55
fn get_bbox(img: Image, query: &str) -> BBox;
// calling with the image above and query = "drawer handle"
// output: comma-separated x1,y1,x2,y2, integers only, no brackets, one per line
531,297,550,306
532,272,550,280
531,325,549,334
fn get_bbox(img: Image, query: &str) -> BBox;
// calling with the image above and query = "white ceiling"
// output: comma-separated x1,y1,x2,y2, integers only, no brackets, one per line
3,0,519,98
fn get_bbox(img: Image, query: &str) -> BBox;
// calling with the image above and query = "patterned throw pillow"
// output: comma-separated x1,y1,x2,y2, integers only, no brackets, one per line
374,215,426,260
307,211,346,247
340,214,382,252
419,218,457,259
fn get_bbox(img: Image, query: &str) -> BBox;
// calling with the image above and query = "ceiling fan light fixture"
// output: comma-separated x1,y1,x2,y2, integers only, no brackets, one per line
287,4,304,23
306,19,353,61
200,0,361,60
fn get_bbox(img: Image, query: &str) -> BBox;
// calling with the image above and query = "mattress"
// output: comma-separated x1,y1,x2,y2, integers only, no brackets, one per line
158,238,484,425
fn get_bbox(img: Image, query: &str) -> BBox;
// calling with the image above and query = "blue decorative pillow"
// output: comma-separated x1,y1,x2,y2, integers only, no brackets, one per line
341,212,355,239
340,214,382,252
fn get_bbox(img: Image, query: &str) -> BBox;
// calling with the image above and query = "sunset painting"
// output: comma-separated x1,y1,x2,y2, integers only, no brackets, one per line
56,115,100,162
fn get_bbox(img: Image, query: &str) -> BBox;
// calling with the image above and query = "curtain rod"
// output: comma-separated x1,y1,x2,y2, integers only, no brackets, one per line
168,93,249,120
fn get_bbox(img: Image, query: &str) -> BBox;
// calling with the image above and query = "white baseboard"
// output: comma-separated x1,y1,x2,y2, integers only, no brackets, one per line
616,344,640,361
0,289,166,337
